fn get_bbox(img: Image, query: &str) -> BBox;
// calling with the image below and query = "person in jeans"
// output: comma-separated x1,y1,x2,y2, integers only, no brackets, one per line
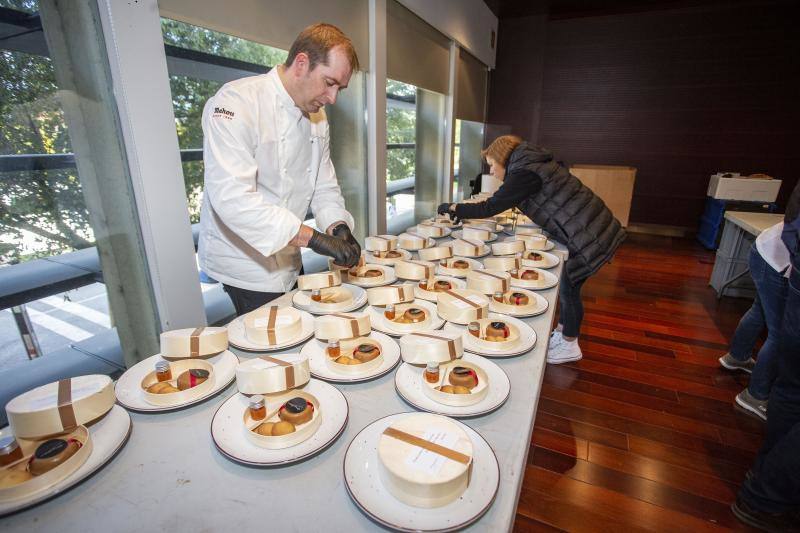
719,221,790,420
732,181,800,529
437,135,625,364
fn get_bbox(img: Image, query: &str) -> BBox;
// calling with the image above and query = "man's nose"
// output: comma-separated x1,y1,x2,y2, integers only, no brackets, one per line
325,87,338,105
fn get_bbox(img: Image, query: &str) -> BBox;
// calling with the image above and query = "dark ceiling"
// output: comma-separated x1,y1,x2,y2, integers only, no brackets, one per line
485,0,784,19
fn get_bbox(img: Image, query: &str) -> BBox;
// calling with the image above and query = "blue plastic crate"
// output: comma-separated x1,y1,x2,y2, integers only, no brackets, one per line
697,197,777,250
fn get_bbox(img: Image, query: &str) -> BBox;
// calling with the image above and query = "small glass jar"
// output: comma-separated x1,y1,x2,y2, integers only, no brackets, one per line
440,259,448,267
311,289,321,302
249,395,266,421
468,322,481,338
0,436,24,467
327,340,340,358
384,304,395,320
424,361,440,383
510,268,519,279
493,291,504,303
155,360,172,382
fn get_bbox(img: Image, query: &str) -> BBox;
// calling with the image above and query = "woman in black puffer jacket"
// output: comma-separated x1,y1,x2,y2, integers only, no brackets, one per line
438,135,626,364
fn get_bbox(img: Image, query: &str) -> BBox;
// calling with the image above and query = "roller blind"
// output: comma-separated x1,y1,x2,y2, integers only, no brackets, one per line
158,0,369,69
456,48,487,123
386,0,450,94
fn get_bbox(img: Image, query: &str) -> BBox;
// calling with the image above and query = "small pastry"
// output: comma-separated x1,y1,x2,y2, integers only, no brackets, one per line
520,270,539,280
452,260,469,269
485,321,510,338
451,385,472,394
449,366,479,389
396,308,426,323
28,438,82,476
335,355,360,365
279,397,314,425
386,250,402,258
510,292,529,305
146,382,180,394
254,422,275,436
526,252,543,261
177,368,210,390
362,269,383,278
439,385,455,394
0,468,33,488
271,421,296,436
353,343,381,362
433,280,452,291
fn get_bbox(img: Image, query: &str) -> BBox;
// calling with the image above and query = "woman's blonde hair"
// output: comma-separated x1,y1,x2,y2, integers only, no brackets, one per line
481,135,523,167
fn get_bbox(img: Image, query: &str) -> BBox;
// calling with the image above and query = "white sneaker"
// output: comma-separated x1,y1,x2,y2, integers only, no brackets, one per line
550,330,564,347
547,338,582,364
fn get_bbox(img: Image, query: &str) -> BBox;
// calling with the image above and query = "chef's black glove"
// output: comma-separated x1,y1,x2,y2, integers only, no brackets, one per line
331,223,361,258
437,202,453,216
308,230,361,267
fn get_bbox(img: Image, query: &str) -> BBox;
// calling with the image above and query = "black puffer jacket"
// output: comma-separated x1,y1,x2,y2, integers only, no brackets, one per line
456,143,625,283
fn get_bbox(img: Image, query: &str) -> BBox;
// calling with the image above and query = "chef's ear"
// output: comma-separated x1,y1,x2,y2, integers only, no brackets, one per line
292,51,311,76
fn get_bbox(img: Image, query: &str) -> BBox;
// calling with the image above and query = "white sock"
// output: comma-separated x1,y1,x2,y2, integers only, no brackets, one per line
556,324,563,332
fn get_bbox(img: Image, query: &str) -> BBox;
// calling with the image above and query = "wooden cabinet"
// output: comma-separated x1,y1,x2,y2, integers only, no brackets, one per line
569,165,637,227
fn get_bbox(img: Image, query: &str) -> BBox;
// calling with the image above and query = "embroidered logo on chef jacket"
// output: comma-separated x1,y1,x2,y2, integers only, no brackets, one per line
212,107,235,120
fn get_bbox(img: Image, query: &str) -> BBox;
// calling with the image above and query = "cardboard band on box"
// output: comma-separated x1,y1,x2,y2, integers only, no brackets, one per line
395,260,436,281
365,235,398,252
436,289,489,324
417,246,453,262
414,223,446,238
140,359,216,407
449,238,484,257
466,270,511,295
377,413,473,508
483,256,522,272
235,354,310,395
314,312,371,341
461,227,492,241
243,306,303,346
6,375,115,439
399,331,463,364
491,240,525,256
243,390,322,450
297,271,342,291
160,326,228,359
325,336,385,374
421,360,489,407
0,425,92,503
367,283,416,306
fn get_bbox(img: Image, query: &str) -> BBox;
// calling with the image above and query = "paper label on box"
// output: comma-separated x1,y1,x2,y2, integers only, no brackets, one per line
404,430,459,475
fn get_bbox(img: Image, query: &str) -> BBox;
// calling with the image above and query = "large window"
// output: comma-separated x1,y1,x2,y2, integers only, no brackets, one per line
386,79,416,226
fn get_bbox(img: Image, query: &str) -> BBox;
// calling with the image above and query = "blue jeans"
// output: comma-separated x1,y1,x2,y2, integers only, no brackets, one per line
728,247,789,400
558,270,587,338
739,267,800,513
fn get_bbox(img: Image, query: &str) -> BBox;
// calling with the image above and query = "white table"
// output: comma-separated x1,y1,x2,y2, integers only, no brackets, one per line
3,233,564,532
710,211,783,298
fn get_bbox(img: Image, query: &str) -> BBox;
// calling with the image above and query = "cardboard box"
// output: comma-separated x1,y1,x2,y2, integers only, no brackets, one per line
570,165,636,227
707,174,781,202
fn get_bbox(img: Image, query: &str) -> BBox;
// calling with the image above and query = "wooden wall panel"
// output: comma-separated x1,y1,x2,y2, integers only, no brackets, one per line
490,1,800,228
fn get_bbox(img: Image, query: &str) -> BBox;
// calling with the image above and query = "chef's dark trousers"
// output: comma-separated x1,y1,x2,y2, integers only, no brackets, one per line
223,267,303,316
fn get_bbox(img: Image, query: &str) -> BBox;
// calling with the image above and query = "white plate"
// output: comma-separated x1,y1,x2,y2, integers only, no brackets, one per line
211,379,348,466
394,353,510,417
435,257,484,278
368,299,445,337
451,230,497,243
367,249,413,266
302,331,401,383
115,350,239,412
292,284,368,315
444,314,537,358
413,276,467,302
344,265,398,288
227,310,315,352
488,289,549,318
343,413,499,532
521,250,560,269
510,268,559,290
0,405,131,517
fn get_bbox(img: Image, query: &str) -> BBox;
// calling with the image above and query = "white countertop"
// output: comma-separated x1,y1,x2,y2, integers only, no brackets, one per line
724,211,784,236
3,232,564,532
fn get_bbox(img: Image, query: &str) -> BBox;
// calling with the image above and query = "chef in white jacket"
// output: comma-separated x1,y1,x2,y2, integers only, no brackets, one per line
198,23,362,315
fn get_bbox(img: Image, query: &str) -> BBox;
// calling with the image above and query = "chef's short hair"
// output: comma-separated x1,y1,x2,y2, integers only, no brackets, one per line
285,23,360,72
482,135,523,167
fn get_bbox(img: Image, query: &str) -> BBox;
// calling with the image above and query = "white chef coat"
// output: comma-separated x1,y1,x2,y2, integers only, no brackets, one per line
198,68,354,292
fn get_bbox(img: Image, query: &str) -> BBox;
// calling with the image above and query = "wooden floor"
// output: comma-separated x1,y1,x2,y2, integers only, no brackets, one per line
513,233,763,532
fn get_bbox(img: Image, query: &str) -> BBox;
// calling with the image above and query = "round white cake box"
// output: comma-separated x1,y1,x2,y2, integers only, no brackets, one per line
399,329,463,365
227,308,315,352
343,413,499,531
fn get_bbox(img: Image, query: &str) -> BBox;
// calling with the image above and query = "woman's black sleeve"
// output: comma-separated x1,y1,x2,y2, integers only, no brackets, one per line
454,169,542,220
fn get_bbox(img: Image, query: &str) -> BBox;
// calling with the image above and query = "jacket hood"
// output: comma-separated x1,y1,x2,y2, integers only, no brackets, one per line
507,142,554,169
